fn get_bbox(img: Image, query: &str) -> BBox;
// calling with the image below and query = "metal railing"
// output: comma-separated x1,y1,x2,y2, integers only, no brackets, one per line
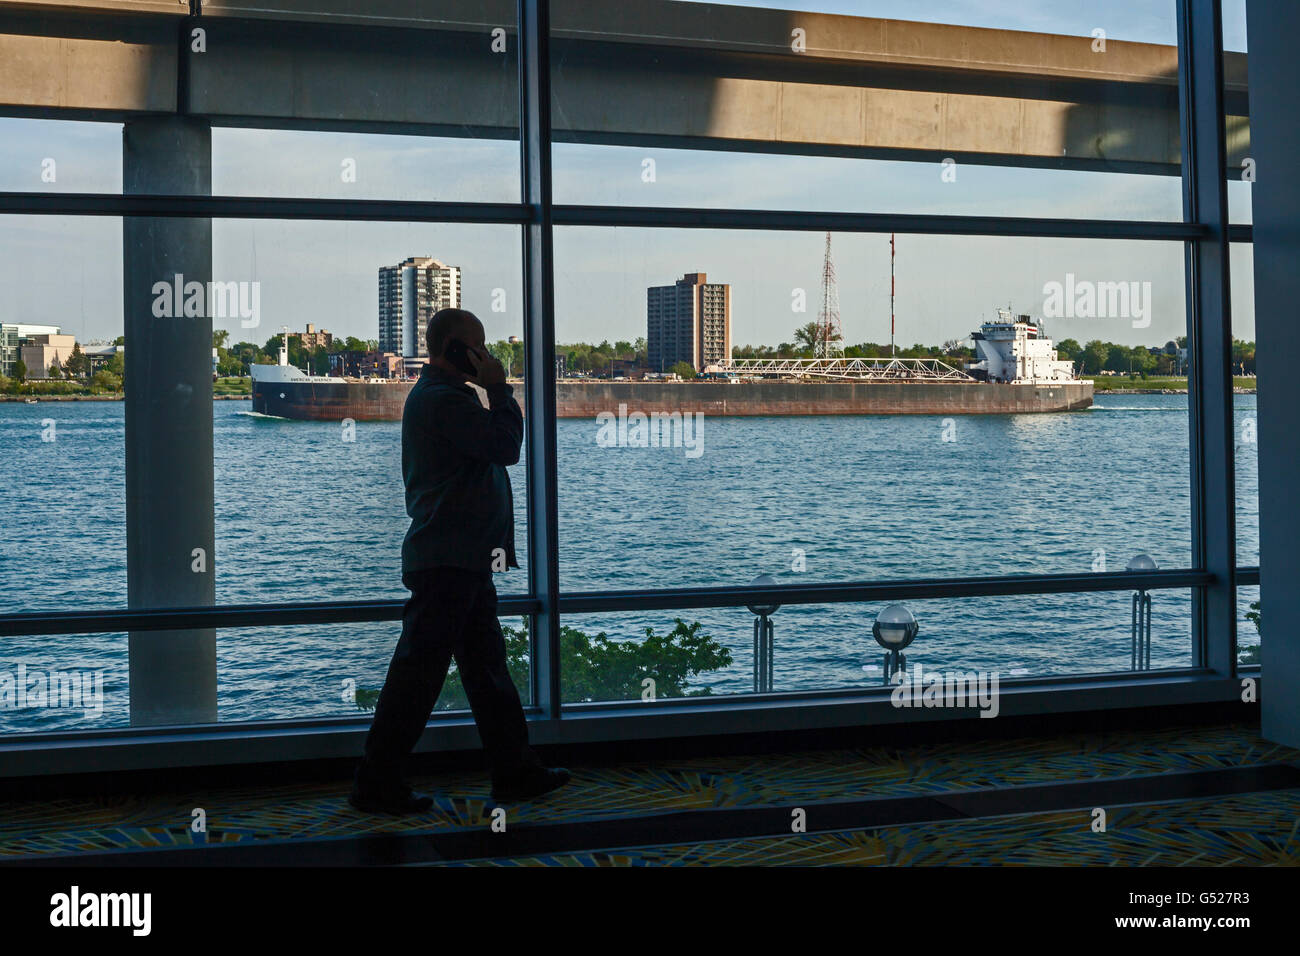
721,357,975,381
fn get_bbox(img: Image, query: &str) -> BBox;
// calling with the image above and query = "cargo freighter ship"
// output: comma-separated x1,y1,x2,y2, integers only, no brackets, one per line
250,312,1093,420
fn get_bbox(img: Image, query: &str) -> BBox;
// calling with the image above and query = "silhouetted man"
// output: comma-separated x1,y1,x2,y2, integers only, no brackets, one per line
350,308,569,814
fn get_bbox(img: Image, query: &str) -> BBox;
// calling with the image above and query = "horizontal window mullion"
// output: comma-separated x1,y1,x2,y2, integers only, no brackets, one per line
557,665,1217,714
551,204,1209,240
0,193,1218,242
0,570,1211,639
0,192,532,223
0,596,541,638
557,569,1212,614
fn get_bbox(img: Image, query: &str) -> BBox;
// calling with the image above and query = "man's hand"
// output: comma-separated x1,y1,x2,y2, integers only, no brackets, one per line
466,346,507,387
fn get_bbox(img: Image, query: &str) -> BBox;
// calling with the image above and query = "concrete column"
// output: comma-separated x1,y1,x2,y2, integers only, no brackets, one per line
123,117,217,726
1248,0,1300,749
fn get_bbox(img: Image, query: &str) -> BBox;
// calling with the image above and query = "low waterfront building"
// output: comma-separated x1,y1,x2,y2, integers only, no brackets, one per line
82,344,125,374
19,332,77,379
298,323,333,350
0,323,62,377
329,349,405,379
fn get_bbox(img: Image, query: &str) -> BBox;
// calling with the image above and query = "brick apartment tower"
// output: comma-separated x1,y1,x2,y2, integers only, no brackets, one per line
378,256,462,358
647,272,731,372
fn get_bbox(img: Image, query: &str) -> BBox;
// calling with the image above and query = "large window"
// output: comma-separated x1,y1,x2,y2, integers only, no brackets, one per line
0,0,1249,755
551,0,1184,219
554,227,1192,591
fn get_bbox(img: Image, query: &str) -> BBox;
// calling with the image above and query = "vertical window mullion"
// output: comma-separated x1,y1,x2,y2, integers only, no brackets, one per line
1177,0,1237,675
519,0,562,718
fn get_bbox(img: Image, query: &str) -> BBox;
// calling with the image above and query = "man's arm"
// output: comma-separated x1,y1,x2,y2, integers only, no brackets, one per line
428,383,523,466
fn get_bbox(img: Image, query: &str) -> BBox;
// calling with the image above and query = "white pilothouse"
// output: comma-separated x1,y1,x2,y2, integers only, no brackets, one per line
249,327,339,386
968,310,1083,384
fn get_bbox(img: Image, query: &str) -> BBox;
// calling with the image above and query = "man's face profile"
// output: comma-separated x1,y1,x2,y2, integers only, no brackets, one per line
429,309,487,380
454,317,486,355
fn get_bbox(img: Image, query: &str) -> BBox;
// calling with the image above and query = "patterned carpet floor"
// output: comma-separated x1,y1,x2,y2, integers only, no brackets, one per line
1,721,1297,864
433,791,1300,866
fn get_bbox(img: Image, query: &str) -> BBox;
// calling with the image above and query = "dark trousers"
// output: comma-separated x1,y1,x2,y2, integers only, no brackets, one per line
359,566,537,787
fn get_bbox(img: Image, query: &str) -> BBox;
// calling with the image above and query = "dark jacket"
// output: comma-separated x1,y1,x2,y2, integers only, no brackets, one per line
400,363,522,575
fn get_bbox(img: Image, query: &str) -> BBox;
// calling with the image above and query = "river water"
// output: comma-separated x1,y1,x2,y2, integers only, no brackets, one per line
0,393,1260,731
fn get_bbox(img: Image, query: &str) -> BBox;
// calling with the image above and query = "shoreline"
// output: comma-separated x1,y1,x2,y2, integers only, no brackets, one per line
1095,388,1255,395
0,394,251,402
0,386,1258,403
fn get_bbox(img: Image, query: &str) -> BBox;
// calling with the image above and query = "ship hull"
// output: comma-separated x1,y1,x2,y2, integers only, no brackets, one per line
539,380,1094,416
252,379,413,421
251,379,1093,420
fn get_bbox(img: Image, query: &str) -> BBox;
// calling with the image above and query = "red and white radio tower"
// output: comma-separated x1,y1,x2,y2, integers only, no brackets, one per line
890,232,896,358
816,231,843,358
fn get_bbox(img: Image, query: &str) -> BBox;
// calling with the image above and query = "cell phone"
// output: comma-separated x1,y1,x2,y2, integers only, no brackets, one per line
443,338,479,377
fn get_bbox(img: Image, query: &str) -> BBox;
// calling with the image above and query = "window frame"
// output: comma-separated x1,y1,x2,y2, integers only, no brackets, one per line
0,0,1256,774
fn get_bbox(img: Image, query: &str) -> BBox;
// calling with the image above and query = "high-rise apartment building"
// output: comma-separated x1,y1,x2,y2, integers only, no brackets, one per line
377,257,461,358
646,272,731,372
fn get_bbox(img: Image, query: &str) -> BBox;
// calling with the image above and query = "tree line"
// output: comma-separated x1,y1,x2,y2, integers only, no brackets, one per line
14,325,1252,394
213,331,652,379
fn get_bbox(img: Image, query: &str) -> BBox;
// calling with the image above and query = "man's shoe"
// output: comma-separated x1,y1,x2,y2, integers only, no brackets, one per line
348,782,435,815
490,766,572,803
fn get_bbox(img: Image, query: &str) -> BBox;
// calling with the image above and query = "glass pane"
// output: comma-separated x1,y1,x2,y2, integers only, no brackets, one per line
1237,584,1260,668
554,226,1190,591
1,210,531,730
0,614,537,732
0,215,125,612
202,1,521,202
0,216,527,610
1230,241,1257,566
0,5,146,194
0,3,520,201
0,632,126,734
208,219,527,604
560,590,1195,704
211,129,519,203
551,0,1182,219
216,619,528,725
0,119,122,193
1223,0,1252,224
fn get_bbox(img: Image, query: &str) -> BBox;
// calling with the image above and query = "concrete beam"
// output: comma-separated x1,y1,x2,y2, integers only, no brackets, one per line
191,4,1185,171
203,0,1176,83
201,0,512,31
2,0,185,13
0,8,178,117
0,0,1194,171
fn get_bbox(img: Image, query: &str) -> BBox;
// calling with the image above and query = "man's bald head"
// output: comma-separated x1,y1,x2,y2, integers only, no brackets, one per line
427,308,483,357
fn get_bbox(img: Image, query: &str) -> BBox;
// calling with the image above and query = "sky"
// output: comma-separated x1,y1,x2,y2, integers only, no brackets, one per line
0,0,1254,351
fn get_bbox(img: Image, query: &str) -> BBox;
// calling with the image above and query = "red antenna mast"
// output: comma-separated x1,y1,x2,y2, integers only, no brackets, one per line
890,233,896,358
